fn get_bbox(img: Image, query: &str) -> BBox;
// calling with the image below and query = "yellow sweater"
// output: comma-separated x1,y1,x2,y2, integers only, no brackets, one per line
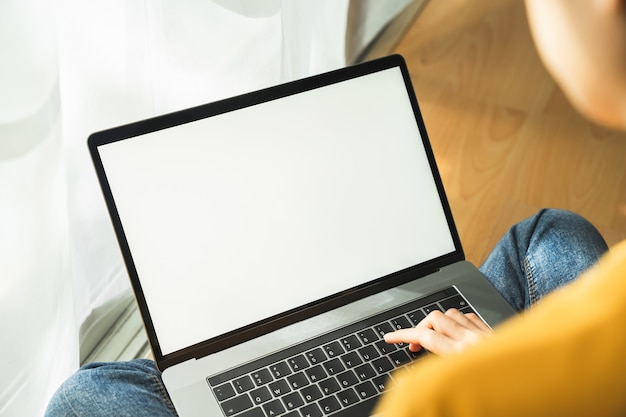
375,240,626,417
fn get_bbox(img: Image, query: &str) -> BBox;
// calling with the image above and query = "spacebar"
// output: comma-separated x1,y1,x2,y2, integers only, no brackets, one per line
332,396,379,417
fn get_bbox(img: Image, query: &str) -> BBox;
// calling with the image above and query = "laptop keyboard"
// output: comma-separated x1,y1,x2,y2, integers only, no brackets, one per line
207,286,475,417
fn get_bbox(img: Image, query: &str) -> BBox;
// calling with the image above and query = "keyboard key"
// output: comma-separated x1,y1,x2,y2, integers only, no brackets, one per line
269,362,292,378
374,340,397,355
372,375,390,392
355,381,379,400
268,379,291,397
233,375,255,393
318,395,342,414
238,407,265,417
281,391,304,410
357,345,380,361
336,387,360,407
407,309,426,325
287,372,309,390
423,303,442,314
305,365,327,382
250,386,272,405
213,382,236,401
391,315,412,330
283,412,300,417
306,348,327,364
301,384,323,403
323,358,345,375
389,350,412,367
319,377,341,395
221,394,253,416
372,357,394,374
288,354,310,372
357,328,379,344
323,341,345,358
251,368,273,386
340,334,362,351
301,402,323,417
336,370,359,389
407,347,428,359
340,351,363,368
262,399,285,417
460,306,477,315
374,322,394,338
354,363,377,381
439,294,469,311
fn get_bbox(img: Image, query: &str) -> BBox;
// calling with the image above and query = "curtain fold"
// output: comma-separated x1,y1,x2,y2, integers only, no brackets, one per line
0,2,77,416
1,1,410,415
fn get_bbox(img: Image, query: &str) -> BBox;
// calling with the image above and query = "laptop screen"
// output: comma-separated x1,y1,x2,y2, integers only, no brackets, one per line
93,59,457,358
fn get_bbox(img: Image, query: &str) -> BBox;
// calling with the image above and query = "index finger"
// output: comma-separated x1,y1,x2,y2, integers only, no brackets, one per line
383,326,456,354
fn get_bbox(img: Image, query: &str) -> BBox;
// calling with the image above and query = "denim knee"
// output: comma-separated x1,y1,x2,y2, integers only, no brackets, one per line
44,359,177,417
528,209,608,272
480,208,608,311
524,209,607,296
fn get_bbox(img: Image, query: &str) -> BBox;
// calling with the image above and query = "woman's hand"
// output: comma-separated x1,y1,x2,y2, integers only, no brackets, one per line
383,309,493,356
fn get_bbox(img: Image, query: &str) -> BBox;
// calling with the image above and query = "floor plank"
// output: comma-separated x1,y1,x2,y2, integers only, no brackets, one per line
393,0,626,264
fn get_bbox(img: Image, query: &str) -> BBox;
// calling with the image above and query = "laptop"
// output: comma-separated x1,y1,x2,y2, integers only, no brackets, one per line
88,54,516,417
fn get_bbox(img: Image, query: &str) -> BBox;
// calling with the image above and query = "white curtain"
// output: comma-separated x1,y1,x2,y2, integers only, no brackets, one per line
0,0,409,415
0,1,77,417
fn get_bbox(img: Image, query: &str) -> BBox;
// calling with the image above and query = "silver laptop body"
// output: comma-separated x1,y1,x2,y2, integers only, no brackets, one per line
88,54,515,417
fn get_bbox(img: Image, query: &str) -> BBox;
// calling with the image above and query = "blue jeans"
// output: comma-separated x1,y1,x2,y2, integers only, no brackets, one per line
44,209,608,417
478,208,608,311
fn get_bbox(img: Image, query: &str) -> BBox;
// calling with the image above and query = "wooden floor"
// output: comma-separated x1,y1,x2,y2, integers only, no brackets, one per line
390,0,626,264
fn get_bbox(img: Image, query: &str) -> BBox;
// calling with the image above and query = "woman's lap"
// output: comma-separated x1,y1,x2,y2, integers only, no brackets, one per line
45,208,608,417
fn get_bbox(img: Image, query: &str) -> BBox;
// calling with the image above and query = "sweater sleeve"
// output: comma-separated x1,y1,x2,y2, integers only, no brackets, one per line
374,240,626,417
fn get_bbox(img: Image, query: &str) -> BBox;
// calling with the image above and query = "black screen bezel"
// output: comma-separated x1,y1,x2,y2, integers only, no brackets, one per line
88,54,464,371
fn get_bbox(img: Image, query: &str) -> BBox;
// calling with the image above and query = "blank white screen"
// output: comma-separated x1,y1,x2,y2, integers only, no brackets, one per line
98,67,455,355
